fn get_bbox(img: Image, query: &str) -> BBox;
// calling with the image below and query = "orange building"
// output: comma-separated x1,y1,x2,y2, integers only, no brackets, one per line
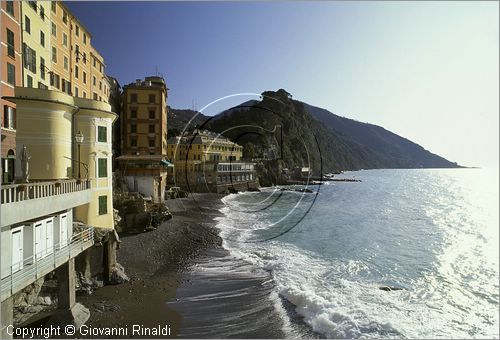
1,1,22,183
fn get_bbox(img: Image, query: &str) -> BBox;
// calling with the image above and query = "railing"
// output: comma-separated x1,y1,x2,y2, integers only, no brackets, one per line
1,179,91,204
0,227,94,301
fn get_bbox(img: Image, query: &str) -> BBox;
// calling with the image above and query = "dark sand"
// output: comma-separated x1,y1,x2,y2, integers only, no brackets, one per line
77,193,225,338
77,193,314,339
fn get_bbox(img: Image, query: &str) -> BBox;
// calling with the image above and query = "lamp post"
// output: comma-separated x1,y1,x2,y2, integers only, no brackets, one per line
75,131,84,179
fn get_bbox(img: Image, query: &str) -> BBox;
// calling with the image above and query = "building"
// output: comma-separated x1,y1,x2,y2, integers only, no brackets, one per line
1,1,110,186
0,87,117,338
1,1,22,183
21,1,51,90
49,1,109,101
167,130,258,193
116,76,170,202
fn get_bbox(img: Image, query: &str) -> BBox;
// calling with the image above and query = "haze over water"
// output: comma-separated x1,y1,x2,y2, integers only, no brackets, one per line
216,169,499,338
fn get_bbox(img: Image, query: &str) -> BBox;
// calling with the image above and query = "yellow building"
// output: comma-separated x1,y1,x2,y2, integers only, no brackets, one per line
1,87,117,337
116,76,169,202
21,1,51,89
5,87,117,229
167,130,258,193
48,1,109,102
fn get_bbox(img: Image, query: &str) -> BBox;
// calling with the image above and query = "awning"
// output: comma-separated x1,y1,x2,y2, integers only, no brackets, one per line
161,159,174,167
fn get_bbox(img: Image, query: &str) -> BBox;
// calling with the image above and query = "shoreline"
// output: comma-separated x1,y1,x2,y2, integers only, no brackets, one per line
77,193,226,338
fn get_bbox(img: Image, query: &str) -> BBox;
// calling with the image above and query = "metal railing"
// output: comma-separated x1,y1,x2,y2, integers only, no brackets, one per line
0,227,94,300
1,179,91,204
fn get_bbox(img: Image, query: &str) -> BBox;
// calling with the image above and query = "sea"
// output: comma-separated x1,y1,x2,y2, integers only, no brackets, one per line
173,169,499,339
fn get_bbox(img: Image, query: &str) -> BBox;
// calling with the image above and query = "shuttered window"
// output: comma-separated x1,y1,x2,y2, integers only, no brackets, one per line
98,158,107,178
97,126,107,143
98,196,107,215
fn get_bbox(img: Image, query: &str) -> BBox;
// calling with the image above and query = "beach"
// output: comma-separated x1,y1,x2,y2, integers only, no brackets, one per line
76,193,291,338
77,193,225,338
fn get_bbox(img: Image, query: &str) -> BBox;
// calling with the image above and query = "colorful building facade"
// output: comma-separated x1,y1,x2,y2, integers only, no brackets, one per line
116,76,170,202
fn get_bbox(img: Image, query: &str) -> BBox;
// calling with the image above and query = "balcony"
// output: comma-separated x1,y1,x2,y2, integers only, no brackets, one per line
0,227,94,301
1,180,91,228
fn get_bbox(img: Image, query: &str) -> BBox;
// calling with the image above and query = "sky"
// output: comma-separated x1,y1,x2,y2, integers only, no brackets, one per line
67,1,499,168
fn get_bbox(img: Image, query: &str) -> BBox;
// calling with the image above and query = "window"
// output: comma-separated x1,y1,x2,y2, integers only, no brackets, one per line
149,125,155,133
40,31,45,47
66,80,71,94
99,64,102,72
7,63,15,85
149,139,155,147
97,126,107,143
29,1,37,12
6,1,14,16
92,76,96,86
130,124,137,133
98,196,107,215
130,138,137,147
50,73,60,89
25,16,30,34
51,22,56,36
149,110,155,119
75,25,79,36
149,94,155,103
63,33,67,46
83,72,87,84
51,1,56,13
52,47,57,63
93,57,96,68
38,82,47,89
40,57,45,80
62,11,67,24
93,92,97,100
98,158,107,178
130,93,137,103
99,81,102,90
23,43,36,73
64,56,68,70
83,52,86,64
27,75,33,88
74,86,78,97
3,106,15,129
6,29,14,58
39,5,44,20
83,92,87,98
75,65,78,78
75,44,79,56
130,109,137,119
83,33,87,45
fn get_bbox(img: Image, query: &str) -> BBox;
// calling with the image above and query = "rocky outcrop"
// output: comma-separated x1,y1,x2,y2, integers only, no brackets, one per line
113,192,172,234
109,263,129,285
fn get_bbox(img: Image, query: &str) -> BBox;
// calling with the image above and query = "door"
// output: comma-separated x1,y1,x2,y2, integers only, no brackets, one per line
45,218,54,256
11,229,23,273
60,214,68,248
34,222,43,260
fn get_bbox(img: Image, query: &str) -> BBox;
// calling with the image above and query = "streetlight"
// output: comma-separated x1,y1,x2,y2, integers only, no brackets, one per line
75,131,84,179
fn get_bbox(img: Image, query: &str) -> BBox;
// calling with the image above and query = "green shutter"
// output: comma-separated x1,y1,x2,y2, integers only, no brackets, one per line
98,158,107,178
98,126,107,142
98,195,107,215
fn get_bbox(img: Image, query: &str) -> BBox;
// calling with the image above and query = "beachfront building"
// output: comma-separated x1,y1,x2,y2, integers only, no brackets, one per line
0,87,117,338
21,1,51,90
116,76,170,202
1,1,110,186
49,1,110,101
167,130,259,193
1,1,22,184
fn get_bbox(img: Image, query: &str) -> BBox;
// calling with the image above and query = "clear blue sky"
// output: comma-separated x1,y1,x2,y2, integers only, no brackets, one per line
67,1,499,167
